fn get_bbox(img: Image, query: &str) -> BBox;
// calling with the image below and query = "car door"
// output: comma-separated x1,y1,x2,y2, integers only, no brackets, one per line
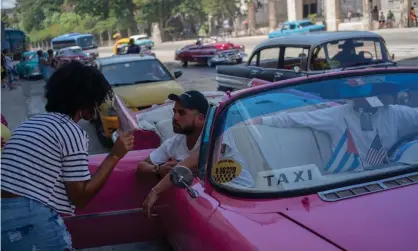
157,106,220,251
188,45,203,62
63,152,164,249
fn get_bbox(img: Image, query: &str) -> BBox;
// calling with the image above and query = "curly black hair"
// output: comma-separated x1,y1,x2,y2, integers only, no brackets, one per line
45,60,114,117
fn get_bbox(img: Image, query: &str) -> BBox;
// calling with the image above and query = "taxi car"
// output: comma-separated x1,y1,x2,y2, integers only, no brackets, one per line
216,31,396,92
113,38,155,57
16,51,45,79
268,20,325,39
91,54,184,146
66,67,418,251
55,46,91,66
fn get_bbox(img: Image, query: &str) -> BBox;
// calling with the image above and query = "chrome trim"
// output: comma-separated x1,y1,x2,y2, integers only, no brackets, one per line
318,172,418,202
216,74,250,90
63,205,168,221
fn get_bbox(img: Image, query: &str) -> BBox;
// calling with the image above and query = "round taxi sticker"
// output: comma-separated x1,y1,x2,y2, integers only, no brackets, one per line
212,159,242,184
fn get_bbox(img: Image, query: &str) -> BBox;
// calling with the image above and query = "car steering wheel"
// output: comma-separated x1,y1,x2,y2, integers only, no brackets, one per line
387,131,418,159
359,51,374,59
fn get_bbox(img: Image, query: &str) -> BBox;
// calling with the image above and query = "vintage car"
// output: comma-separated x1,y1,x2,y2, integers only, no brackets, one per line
91,54,184,146
216,31,397,92
15,51,45,79
268,20,326,39
65,67,418,251
113,38,155,57
175,37,246,67
130,34,154,48
55,46,92,66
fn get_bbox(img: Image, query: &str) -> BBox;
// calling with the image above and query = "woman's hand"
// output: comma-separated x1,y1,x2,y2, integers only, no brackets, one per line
110,130,135,160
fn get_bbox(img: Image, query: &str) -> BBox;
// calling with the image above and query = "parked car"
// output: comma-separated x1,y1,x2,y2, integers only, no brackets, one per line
268,20,326,39
113,38,155,57
91,54,184,146
216,31,396,92
55,46,91,66
64,67,418,251
130,34,154,48
15,51,44,79
175,36,246,67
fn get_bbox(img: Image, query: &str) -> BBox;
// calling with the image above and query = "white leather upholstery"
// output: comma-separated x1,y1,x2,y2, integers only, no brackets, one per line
155,119,175,142
227,125,333,179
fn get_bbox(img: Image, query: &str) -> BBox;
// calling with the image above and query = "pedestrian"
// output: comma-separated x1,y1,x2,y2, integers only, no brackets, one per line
410,7,417,27
1,50,8,89
387,10,395,28
379,12,386,29
348,10,352,22
1,61,135,250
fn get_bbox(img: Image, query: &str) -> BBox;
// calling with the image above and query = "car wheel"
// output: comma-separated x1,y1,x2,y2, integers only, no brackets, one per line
182,61,188,67
207,58,216,68
94,117,113,148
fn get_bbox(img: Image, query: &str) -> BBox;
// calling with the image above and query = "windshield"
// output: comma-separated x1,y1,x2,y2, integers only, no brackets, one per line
52,40,77,50
101,60,173,86
77,36,98,49
211,71,418,193
311,38,390,71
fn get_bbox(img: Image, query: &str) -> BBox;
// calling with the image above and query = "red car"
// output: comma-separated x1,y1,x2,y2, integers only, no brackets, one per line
175,37,246,68
55,46,92,66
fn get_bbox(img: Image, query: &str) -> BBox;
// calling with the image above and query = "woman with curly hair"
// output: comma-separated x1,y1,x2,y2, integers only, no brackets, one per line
1,60,135,250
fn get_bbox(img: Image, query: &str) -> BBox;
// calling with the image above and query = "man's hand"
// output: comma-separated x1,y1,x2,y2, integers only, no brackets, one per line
143,189,159,219
159,159,178,176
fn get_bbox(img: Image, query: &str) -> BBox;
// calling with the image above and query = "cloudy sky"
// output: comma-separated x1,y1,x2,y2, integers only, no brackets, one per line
2,0,16,9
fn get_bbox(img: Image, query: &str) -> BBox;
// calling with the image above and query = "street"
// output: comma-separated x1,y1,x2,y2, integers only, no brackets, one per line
3,29,418,155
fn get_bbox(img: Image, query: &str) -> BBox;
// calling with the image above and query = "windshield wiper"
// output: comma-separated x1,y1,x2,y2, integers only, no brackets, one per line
134,80,161,84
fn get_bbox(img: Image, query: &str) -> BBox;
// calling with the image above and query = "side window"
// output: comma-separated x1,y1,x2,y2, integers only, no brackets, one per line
282,24,290,30
311,45,329,70
354,40,382,60
197,106,216,180
281,47,308,70
290,24,296,30
259,47,280,68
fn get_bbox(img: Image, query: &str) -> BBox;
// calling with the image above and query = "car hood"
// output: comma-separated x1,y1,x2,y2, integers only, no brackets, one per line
112,80,184,108
216,182,418,251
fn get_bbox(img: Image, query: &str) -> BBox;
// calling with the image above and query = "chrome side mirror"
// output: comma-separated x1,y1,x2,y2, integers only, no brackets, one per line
170,166,199,198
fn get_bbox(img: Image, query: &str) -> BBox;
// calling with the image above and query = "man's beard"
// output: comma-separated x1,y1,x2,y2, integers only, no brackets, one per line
173,121,195,135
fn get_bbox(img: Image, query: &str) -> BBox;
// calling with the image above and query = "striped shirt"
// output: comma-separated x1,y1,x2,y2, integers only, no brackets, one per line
1,112,91,215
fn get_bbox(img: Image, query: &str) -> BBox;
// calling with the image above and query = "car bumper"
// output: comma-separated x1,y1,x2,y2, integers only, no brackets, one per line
211,52,246,64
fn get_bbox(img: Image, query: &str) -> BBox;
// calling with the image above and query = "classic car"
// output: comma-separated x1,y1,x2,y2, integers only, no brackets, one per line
1,113,11,151
91,54,184,146
268,20,326,39
66,67,418,251
175,37,246,67
130,34,154,48
216,31,397,92
55,46,92,66
113,38,155,57
15,51,45,79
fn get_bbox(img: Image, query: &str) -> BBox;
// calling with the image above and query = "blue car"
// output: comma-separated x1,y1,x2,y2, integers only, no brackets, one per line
268,20,325,39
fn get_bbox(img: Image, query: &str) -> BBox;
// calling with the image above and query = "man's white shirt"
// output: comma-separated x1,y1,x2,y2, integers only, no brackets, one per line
150,132,255,187
261,104,418,168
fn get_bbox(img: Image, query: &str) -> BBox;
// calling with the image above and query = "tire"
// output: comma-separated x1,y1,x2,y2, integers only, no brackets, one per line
182,60,188,67
94,117,114,149
207,58,216,68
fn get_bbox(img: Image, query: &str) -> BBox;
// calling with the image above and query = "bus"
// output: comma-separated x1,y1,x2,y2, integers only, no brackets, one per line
51,33,99,58
1,22,29,60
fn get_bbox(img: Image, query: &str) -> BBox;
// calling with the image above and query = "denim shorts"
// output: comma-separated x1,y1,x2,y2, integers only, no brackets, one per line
1,196,73,251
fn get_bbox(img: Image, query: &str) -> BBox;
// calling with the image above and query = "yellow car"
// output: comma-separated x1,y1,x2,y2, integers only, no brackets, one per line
92,54,184,146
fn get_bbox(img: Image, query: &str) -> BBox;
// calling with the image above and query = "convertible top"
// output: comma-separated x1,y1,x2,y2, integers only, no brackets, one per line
255,31,383,51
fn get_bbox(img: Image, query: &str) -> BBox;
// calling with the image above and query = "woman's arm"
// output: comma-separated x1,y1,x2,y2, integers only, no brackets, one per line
64,131,134,208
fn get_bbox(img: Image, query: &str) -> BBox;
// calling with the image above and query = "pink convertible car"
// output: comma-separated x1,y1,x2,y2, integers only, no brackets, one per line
64,67,418,251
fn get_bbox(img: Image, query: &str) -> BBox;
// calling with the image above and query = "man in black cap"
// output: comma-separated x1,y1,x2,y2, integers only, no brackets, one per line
138,90,254,217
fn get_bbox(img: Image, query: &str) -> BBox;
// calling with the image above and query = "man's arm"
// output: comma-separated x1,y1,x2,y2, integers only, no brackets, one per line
137,136,177,174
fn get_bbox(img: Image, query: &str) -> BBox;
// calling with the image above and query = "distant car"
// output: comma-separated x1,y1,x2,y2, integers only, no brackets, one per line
217,31,396,92
91,54,184,146
15,51,44,79
175,36,246,67
268,20,326,39
55,46,91,66
113,38,155,57
130,34,154,49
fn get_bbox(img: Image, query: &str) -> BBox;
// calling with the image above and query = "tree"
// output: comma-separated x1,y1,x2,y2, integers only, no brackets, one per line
1,10,11,26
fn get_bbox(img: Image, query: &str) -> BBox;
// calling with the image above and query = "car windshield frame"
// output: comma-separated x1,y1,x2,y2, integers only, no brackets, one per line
207,67,418,198
309,37,391,72
101,59,174,86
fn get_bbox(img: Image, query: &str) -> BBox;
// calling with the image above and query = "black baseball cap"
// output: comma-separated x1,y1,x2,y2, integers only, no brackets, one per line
168,90,209,117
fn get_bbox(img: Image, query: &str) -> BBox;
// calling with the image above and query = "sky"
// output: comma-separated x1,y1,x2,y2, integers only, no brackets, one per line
2,0,16,9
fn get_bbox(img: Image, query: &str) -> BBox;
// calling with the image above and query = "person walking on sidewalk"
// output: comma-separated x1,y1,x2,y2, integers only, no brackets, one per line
1,61,135,250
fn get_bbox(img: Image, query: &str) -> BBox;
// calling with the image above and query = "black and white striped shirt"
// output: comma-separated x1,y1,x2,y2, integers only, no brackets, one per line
1,112,91,215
